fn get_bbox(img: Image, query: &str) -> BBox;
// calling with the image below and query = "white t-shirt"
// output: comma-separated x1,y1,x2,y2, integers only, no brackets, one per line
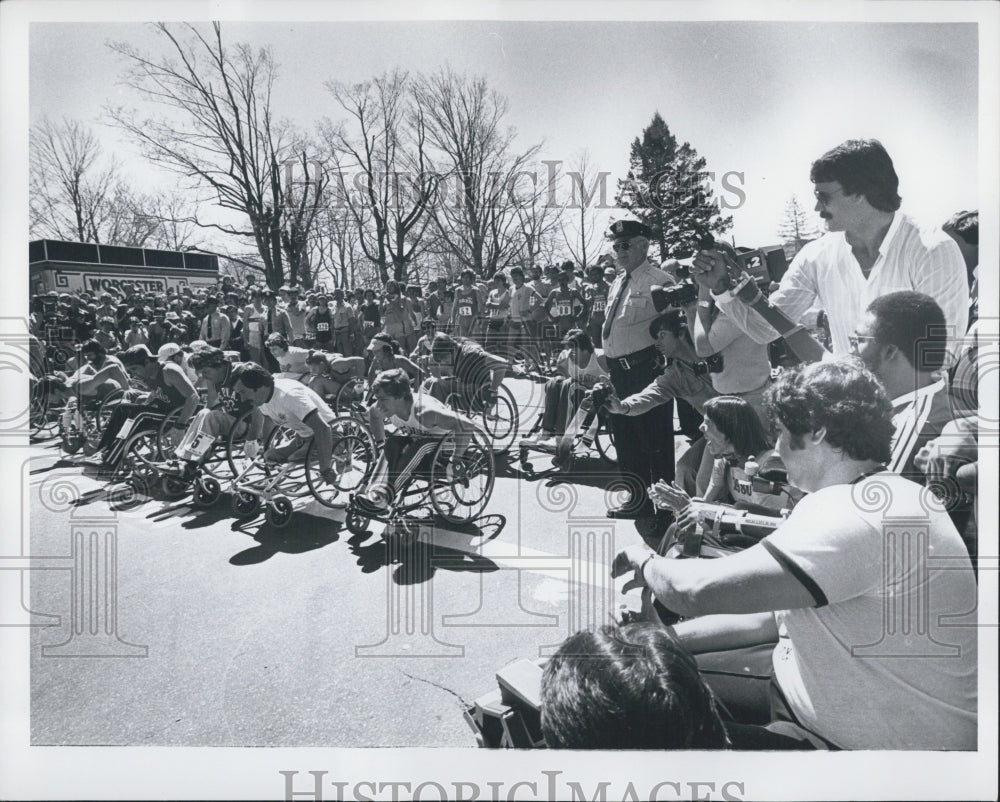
259,377,337,437
761,472,977,749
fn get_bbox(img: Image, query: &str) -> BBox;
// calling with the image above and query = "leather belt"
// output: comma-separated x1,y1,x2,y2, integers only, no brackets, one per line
609,345,659,372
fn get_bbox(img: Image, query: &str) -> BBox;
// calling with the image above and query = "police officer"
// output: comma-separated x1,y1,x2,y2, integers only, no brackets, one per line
602,219,675,519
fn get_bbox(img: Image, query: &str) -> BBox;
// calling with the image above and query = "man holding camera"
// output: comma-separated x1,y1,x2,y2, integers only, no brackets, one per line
602,219,675,519
691,139,968,359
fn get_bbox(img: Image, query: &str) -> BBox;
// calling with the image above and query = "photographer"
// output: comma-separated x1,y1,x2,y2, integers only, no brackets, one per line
692,139,968,360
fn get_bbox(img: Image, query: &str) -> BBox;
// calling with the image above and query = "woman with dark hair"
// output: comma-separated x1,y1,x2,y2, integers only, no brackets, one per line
653,394,794,518
306,294,334,352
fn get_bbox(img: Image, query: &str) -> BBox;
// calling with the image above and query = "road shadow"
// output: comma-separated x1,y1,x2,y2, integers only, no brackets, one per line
229,511,343,565
346,513,507,583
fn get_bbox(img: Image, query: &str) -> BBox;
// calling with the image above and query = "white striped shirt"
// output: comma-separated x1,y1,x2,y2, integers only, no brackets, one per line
888,379,950,476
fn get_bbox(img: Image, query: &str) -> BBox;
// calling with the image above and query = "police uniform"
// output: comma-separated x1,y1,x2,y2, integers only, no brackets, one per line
603,220,675,517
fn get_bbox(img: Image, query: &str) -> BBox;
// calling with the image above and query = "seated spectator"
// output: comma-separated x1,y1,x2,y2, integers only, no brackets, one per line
531,329,608,443
851,291,954,480
540,623,729,749
613,360,977,750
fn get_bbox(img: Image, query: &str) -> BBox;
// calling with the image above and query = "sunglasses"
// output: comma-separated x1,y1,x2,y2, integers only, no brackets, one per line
847,333,877,352
611,241,634,253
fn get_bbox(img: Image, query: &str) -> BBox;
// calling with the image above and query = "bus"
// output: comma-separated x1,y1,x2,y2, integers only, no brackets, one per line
29,240,219,296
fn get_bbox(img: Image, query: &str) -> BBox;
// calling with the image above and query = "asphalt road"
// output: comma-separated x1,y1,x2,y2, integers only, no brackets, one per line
27,377,681,747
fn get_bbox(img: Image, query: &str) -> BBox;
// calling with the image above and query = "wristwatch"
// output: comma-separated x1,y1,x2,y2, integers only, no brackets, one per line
638,551,657,581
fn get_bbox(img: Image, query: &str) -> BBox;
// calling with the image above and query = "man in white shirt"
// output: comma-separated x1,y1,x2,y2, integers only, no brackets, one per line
692,139,969,360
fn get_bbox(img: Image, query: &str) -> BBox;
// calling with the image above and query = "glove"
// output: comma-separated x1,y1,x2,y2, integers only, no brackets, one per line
244,439,261,460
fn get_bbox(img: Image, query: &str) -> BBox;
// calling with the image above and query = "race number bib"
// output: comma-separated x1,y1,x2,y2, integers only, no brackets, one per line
553,303,572,318
733,478,753,497
459,305,473,317
488,306,501,318
248,321,261,334
592,298,606,313
189,433,213,458
116,417,137,440
317,321,330,332
529,295,538,307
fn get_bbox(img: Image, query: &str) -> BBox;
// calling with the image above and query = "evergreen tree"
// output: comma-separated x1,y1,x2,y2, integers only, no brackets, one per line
614,112,732,259
777,194,822,255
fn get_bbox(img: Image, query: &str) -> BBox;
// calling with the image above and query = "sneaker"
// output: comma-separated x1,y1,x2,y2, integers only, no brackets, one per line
536,431,555,444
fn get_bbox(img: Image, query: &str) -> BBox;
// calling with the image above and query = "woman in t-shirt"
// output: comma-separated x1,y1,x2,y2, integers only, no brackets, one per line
451,270,480,340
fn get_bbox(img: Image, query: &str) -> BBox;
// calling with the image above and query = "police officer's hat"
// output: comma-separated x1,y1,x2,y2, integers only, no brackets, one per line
608,219,653,240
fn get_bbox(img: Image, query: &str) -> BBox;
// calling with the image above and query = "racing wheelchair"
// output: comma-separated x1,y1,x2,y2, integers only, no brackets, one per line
517,381,616,474
344,428,496,547
225,415,377,528
440,382,520,456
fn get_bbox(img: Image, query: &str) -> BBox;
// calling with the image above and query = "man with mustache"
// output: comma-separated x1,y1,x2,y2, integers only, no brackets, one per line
692,139,968,360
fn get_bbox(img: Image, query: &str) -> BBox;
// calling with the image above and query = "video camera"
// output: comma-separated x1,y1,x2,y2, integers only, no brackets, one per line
694,233,788,293
654,279,699,309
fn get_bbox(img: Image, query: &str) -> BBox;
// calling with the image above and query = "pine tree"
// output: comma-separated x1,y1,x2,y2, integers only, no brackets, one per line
777,195,822,255
614,112,732,259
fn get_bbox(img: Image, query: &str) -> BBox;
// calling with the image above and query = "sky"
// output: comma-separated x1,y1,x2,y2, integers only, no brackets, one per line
25,17,979,253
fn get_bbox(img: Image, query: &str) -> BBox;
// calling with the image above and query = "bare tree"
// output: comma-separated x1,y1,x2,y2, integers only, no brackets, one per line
414,67,543,279
559,150,611,268
514,158,565,269
320,70,438,285
30,117,123,243
107,22,324,289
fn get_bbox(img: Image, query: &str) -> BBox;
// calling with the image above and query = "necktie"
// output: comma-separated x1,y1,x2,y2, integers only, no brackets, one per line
206,315,213,339
602,272,630,340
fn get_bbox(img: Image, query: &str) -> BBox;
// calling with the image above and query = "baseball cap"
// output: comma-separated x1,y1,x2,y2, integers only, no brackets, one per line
157,343,183,364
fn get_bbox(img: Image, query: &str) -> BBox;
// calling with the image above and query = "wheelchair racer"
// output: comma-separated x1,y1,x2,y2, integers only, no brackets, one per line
424,332,508,412
154,348,251,481
353,368,483,515
231,363,342,485
86,343,200,470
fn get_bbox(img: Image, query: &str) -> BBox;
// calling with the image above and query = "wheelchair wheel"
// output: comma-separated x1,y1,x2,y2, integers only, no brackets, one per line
267,496,294,528
345,508,372,537
113,430,160,486
304,416,377,508
87,389,125,449
430,433,495,523
193,476,222,508
595,414,617,464
232,490,262,518
334,377,366,417
477,384,519,455
156,402,205,461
